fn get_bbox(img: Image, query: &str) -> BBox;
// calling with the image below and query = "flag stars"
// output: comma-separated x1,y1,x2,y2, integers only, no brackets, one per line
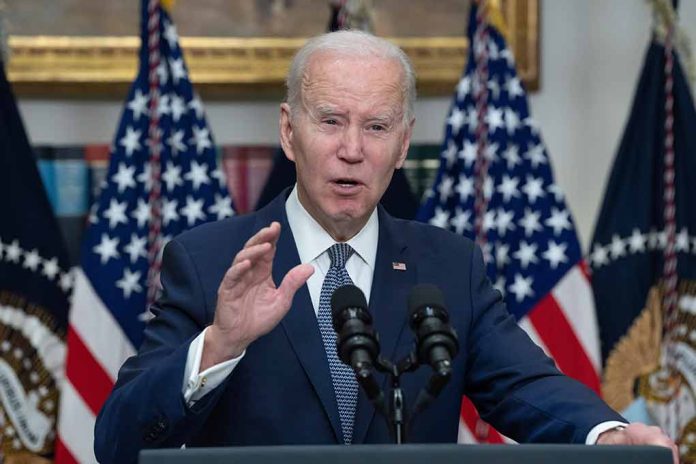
59,272,74,292
208,194,235,220
137,163,153,192
188,94,204,119
22,249,41,271
449,207,471,234
127,89,149,121
124,234,147,263
93,234,120,264
627,229,647,253
525,143,547,169
169,58,188,84
103,199,128,228
156,61,169,84
132,198,150,228
162,162,184,191
520,208,542,236
495,243,511,268
521,175,545,204
116,268,143,299
496,209,515,236
447,107,466,135
676,227,690,252
502,144,521,169
41,257,60,280
161,198,180,226
459,140,477,168
184,161,211,190
456,175,474,202
157,93,171,117
513,241,538,268
497,175,520,203
170,94,186,122
210,166,227,187
163,20,179,49
5,240,21,263
543,241,568,269
456,76,471,99
505,76,524,98
180,196,206,226
112,163,137,193
441,140,458,168
509,274,534,302
119,126,142,157
505,108,521,135
438,175,455,202
430,207,450,229
485,107,505,132
545,208,572,236
191,126,212,154
609,234,626,260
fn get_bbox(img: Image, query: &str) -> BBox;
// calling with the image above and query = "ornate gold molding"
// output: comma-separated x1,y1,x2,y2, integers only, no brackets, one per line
6,0,538,99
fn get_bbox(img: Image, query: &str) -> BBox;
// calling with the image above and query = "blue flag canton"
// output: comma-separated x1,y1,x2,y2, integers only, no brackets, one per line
418,22,581,320
80,9,234,347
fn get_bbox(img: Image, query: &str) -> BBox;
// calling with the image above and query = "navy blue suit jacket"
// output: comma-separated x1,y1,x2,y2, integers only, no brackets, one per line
94,191,623,463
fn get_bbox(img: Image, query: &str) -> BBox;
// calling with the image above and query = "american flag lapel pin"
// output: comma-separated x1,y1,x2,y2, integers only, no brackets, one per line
392,262,407,271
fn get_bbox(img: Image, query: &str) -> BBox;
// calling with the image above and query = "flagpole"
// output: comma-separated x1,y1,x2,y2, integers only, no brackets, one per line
146,0,164,312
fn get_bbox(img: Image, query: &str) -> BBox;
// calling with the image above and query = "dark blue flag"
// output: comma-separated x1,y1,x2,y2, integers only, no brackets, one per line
590,12,696,458
56,2,235,462
418,3,601,443
0,60,71,460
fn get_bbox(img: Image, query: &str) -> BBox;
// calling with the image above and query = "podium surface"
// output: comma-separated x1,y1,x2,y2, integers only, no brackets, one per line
140,443,671,464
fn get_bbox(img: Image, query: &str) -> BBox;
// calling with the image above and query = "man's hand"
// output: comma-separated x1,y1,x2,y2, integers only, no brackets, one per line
201,222,314,371
597,423,679,464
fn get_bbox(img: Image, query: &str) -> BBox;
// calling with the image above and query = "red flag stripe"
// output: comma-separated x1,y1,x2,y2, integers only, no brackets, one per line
55,436,79,464
460,396,506,444
65,325,115,416
527,295,601,394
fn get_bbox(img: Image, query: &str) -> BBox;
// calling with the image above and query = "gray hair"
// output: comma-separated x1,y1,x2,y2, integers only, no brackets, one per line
285,30,416,126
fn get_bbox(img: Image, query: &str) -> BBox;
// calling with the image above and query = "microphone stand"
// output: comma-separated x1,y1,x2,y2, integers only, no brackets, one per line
371,352,420,444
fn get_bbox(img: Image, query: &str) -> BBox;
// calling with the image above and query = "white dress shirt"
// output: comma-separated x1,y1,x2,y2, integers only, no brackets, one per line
179,185,624,441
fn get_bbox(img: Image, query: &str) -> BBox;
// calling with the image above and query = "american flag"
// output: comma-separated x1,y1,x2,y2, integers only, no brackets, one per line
55,1,234,462
417,2,601,444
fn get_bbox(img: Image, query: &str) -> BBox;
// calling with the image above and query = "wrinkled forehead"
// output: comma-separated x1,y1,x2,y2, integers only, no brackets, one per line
300,51,406,113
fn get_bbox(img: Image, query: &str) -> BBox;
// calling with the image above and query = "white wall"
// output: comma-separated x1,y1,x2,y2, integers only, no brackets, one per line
16,0,696,250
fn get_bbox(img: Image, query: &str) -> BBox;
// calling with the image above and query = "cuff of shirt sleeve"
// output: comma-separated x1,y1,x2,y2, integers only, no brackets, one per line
586,421,629,444
182,327,245,405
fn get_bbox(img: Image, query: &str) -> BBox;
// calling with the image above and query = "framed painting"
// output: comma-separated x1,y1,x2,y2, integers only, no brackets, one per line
4,0,539,98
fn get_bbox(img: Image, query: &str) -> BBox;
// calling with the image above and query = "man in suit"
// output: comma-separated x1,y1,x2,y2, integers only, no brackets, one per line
94,30,677,464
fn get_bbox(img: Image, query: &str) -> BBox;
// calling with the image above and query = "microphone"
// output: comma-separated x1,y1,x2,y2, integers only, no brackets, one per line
331,285,382,404
408,284,459,379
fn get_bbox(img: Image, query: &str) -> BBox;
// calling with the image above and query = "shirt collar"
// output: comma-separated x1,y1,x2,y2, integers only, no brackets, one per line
285,185,378,270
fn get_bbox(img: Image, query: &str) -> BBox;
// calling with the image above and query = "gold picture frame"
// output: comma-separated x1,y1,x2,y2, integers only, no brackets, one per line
6,0,538,99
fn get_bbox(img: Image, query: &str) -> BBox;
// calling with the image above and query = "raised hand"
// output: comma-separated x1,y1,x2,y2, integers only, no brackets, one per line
201,222,314,370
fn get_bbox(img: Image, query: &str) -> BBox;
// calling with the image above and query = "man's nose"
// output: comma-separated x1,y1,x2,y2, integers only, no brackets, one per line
338,126,365,163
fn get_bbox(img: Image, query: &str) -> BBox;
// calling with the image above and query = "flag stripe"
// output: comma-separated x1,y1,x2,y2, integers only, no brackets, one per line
57,379,97,464
70,268,135,381
459,396,505,444
55,437,79,464
527,295,601,394
517,316,553,360
551,264,601,370
66,325,115,416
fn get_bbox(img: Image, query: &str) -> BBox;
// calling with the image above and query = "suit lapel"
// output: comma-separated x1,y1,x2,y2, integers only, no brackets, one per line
259,193,343,443
353,207,416,444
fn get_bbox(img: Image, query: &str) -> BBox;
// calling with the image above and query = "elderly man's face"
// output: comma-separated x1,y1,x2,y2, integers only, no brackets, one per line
280,52,413,241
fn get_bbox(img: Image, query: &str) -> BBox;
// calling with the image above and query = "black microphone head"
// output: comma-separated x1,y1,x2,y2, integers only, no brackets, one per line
331,284,368,320
408,284,445,319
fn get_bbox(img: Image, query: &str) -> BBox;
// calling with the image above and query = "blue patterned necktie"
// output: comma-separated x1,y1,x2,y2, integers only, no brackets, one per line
317,243,359,444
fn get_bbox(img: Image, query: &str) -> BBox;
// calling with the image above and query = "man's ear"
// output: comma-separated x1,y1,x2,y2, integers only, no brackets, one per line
279,102,296,162
395,118,415,169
